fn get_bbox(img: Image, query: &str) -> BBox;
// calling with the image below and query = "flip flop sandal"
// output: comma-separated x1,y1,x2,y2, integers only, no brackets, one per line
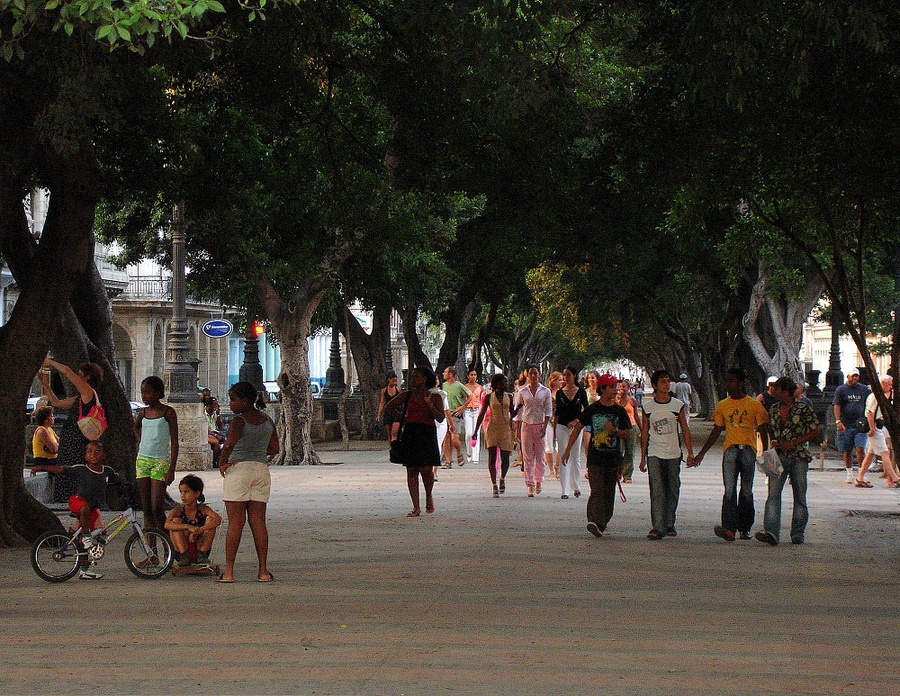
257,573,274,583
215,574,235,583
855,480,873,488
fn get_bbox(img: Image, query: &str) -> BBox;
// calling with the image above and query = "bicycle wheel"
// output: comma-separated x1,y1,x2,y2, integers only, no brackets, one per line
124,529,173,579
31,532,83,583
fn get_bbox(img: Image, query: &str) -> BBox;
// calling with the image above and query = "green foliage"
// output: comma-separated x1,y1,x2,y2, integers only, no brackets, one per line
0,0,267,58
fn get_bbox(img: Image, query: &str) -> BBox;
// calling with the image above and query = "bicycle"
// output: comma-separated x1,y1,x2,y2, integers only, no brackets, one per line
31,502,174,583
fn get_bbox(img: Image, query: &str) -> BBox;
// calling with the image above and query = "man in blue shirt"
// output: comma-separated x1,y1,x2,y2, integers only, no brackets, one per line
832,368,870,484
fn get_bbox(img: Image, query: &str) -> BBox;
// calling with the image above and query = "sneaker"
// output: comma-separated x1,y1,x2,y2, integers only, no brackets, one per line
845,469,855,484
739,531,752,540
791,536,804,544
78,570,103,580
714,526,735,542
561,494,569,499
195,551,211,566
586,522,603,538
176,553,193,568
755,531,778,546
573,490,581,498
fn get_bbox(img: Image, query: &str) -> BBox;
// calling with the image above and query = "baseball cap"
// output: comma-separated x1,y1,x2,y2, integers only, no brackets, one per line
766,376,778,385
597,373,619,388
847,367,860,376
679,373,688,380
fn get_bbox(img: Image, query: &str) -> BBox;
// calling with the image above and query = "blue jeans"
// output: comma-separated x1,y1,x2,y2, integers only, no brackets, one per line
721,446,756,533
647,456,681,533
763,454,809,541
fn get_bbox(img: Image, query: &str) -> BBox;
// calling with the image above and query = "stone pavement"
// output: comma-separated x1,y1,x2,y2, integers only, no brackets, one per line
1,426,899,695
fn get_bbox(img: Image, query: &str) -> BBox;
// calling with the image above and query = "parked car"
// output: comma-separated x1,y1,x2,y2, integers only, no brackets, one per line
263,380,320,402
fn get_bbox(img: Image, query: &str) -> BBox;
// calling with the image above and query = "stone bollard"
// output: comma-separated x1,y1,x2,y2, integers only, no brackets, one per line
171,402,212,471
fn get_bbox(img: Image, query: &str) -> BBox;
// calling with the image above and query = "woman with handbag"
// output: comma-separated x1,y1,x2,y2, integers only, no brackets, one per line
385,366,445,517
37,358,105,503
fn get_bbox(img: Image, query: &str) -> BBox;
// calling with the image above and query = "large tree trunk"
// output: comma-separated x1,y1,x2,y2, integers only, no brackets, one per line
258,280,324,466
0,141,100,545
743,261,825,383
341,303,390,440
436,294,477,375
401,306,432,372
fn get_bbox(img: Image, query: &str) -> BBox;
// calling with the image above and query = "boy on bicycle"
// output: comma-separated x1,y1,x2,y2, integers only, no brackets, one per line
31,441,122,579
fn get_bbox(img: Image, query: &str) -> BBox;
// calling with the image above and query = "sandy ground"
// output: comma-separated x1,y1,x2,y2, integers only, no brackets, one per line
1,422,899,695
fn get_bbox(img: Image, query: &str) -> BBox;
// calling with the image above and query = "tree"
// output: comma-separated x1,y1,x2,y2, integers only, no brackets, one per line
0,0,264,544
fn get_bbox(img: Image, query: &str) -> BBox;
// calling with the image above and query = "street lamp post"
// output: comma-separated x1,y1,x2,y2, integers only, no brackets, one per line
163,202,211,470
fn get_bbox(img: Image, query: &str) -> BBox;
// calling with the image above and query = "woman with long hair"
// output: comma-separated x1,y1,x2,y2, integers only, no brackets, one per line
555,366,588,499
615,380,641,484
545,371,563,479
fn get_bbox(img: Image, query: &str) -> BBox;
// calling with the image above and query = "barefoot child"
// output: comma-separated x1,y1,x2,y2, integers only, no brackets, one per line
31,441,122,580
134,376,178,533
165,475,222,570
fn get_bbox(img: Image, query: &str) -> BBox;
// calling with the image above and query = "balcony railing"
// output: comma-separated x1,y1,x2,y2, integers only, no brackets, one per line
121,276,172,299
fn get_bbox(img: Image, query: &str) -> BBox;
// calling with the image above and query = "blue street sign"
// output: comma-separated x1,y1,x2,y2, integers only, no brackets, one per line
202,319,233,339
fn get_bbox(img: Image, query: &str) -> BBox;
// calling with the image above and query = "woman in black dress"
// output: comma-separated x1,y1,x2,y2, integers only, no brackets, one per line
385,366,445,517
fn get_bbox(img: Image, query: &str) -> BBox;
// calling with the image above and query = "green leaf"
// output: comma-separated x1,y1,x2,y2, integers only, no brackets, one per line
96,25,113,40
45,0,60,9
64,22,74,37
117,25,131,42
207,1,225,12
177,21,189,39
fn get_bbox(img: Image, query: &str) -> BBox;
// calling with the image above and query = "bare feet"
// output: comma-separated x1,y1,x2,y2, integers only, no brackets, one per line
407,510,421,517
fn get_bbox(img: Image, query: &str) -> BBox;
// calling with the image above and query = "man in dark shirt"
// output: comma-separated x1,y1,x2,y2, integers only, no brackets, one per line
561,373,631,538
832,368,870,483
31,441,121,579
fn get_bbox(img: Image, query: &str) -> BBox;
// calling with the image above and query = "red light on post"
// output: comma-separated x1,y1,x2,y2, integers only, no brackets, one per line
252,321,265,338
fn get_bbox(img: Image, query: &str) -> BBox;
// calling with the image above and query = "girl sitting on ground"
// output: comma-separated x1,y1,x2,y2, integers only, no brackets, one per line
165,475,222,569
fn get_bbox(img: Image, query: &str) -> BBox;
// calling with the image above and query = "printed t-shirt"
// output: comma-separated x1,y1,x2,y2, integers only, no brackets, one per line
833,383,870,426
578,401,630,467
713,396,769,451
641,396,685,460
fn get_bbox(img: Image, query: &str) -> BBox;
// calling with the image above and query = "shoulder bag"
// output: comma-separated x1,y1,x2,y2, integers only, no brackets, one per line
389,393,411,464
77,390,108,441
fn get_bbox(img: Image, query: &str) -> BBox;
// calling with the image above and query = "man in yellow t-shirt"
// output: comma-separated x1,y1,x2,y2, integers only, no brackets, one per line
695,368,770,541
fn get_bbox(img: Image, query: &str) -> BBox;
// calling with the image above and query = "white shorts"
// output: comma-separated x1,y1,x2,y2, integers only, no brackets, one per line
866,428,889,455
223,461,272,503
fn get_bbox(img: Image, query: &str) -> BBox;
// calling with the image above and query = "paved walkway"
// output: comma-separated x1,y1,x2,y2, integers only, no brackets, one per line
1,427,899,695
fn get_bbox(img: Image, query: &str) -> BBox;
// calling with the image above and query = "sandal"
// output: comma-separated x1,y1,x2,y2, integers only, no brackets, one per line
646,530,664,540
855,480,873,488
492,486,499,498
257,572,274,583
406,510,421,517
499,479,506,493
425,503,435,514
215,574,235,583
